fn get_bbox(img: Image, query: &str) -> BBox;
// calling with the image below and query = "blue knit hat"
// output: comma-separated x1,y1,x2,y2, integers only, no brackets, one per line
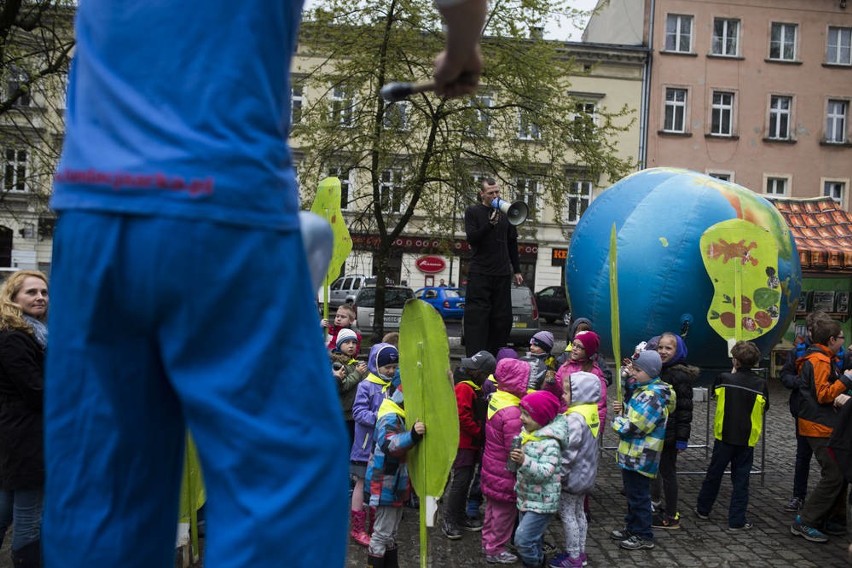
376,345,399,368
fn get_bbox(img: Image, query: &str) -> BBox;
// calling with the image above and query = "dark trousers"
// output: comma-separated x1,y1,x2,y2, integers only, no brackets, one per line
696,440,754,528
650,443,679,517
463,273,512,357
801,437,847,527
792,426,813,499
622,469,653,540
443,465,475,525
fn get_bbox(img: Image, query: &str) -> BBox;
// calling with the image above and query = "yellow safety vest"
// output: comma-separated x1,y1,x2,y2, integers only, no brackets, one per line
488,390,521,420
566,403,600,439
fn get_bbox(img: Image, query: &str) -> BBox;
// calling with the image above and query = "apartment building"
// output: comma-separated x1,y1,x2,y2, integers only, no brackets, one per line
585,0,852,208
291,41,646,291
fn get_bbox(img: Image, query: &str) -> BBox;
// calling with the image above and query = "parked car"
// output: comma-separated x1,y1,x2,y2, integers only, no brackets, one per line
461,284,540,347
317,274,369,312
414,287,465,319
535,285,571,326
353,285,415,334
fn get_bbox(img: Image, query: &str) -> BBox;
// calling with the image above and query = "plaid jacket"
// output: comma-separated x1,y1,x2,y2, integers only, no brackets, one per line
612,377,675,478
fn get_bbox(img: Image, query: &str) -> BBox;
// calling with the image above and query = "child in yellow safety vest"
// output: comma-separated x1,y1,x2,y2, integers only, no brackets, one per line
550,371,603,568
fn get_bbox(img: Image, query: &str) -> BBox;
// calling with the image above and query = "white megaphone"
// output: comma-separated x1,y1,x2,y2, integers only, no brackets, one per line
491,198,528,226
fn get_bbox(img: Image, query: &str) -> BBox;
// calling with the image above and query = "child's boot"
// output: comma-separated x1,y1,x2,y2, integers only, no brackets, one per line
350,509,371,547
384,546,399,568
366,553,385,568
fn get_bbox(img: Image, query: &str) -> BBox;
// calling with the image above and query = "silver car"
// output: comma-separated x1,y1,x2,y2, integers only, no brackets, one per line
353,285,415,334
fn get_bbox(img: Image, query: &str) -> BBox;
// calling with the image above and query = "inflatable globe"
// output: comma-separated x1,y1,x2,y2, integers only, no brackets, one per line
566,167,802,369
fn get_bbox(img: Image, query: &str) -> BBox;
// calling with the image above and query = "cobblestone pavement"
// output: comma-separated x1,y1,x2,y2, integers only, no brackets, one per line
346,378,851,567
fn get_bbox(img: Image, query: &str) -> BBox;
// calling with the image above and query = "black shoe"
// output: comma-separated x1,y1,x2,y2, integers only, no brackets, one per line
619,535,655,550
442,520,463,540
610,527,631,541
459,517,483,532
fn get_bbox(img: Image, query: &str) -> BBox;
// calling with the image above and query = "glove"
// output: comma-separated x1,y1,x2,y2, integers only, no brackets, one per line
675,440,688,452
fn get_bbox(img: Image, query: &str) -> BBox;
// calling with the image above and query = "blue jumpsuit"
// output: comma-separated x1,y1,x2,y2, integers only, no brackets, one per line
45,1,348,566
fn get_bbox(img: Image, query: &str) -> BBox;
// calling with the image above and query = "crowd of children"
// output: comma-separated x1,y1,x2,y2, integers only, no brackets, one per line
323,308,811,567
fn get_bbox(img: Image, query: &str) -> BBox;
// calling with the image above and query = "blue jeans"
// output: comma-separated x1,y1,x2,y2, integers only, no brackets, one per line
514,510,552,566
622,469,653,540
792,427,812,499
0,489,42,551
696,440,754,528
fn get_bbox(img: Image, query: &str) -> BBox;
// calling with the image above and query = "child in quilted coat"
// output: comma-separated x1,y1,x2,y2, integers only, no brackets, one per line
481,358,530,565
510,390,566,568
365,386,425,568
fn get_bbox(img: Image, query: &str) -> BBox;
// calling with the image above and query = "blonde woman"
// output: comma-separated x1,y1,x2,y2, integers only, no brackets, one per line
0,270,47,568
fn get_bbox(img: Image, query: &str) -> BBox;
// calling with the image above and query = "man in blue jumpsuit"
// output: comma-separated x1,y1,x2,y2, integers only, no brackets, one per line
44,0,487,566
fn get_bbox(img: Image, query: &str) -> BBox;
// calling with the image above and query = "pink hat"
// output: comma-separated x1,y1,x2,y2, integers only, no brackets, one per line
574,330,600,357
520,391,561,427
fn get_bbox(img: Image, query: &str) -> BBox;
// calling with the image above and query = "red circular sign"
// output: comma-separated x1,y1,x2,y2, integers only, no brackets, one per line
415,255,446,274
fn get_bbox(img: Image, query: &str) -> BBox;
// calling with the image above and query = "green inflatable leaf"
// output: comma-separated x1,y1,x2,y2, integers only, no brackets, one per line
310,177,352,319
399,299,459,567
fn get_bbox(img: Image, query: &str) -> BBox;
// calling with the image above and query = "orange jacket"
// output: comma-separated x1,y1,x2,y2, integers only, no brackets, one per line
797,344,851,438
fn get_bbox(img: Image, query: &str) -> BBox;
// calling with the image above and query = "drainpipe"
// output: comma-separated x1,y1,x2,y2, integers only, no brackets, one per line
638,0,655,170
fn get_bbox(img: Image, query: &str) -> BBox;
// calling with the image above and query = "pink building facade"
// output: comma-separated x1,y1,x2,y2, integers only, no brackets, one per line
586,0,852,208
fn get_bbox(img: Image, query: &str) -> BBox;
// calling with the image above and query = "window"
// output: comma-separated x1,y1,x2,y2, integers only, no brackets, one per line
824,180,846,205
572,102,597,127
712,18,740,56
383,101,409,130
769,23,797,61
330,85,354,127
663,88,687,133
711,91,735,136
380,169,404,213
3,149,28,192
564,179,592,224
827,27,852,66
327,165,352,210
466,93,493,137
290,83,303,125
708,172,733,182
826,99,848,143
765,176,788,196
768,95,792,140
514,176,541,219
518,109,541,140
665,14,693,53
6,67,30,107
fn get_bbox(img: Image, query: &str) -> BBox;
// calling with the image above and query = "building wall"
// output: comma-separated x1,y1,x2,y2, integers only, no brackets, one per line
644,1,852,205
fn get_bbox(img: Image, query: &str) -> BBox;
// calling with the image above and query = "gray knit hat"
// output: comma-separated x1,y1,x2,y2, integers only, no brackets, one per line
633,350,662,378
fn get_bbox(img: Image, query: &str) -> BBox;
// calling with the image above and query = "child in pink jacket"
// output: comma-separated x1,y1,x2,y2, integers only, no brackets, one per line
480,358,530,565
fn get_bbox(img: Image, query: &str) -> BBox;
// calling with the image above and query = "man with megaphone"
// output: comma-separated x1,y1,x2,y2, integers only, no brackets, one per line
463,177,525,358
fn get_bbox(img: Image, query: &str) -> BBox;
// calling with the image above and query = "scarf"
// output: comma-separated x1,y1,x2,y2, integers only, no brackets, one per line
520,430,543,445
23,315,47,348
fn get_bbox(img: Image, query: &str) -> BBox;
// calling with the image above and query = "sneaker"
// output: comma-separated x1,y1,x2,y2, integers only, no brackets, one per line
609,527,632,540
459,517,483,532
542,540,560,555
619,535,655,550
485,550,519,564
548,553,583,568
652,513,680,529
693,506,709,520
441,520,462,540
727,522,753,532
579,552,588,567
791,516,829,543
783,496,804,512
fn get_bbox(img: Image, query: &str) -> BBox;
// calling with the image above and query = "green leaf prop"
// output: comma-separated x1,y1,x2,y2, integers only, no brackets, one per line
399,299,459,568
609,224,622,407
700,218,781,351
310,177,352,321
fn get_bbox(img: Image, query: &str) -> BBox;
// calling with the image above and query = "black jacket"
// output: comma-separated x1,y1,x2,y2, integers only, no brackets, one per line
464,203,520,276
660,363,699,445
0,329,45,490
